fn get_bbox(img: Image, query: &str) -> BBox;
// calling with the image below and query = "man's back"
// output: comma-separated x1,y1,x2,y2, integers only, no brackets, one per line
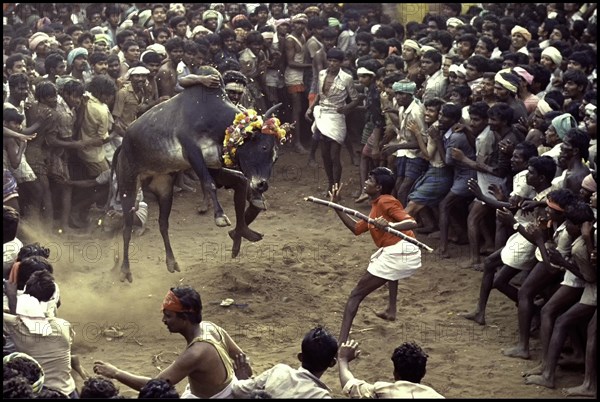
232,363,332,398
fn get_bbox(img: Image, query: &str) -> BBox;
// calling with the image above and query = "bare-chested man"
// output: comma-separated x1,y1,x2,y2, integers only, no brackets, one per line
93,286,247,398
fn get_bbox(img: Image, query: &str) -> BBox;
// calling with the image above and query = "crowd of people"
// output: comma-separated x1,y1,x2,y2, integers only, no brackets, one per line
3,2,598,398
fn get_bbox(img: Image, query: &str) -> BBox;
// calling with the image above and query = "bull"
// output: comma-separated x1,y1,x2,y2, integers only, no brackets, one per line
115,66,289,282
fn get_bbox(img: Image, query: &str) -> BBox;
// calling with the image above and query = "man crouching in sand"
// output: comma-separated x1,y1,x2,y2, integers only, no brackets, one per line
93,286,247,398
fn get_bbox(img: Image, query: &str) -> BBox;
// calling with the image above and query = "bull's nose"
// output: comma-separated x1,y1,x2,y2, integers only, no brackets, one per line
256,180,268,193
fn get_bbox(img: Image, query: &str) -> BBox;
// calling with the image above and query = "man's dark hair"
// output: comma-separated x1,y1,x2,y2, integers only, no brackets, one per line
3,375,34,398
487,102,513,124
24,270,56,302
547,188,577,210
369,167,396,195
422,49,442,64
60,78,85,97
80,376,120,398
514,141,539,162
562,69,589,89
3,356,43,388
468,101,490,119
2,108,24,125
544,90,565,110
16,256,54,291
565,202,595,225
391,342,428,383
356,31,373,45
44,53,65,74
88,51,109,66
528,156,557,183
5,54,26,72
142,51,163,65
76,32,94,47
564,128,590,161
440,103,462,123
8,72,29,90
169,15,187,30
115,29,135,47
138,378,179,398
424,97,445,110
223,70,248,85
3,205,20,244
86,75,117,100
171,286,203,324
17,243,50,262
300,326,338,373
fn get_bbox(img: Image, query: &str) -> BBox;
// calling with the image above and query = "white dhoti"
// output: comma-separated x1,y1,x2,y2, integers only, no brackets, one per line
181,380,235,399
367,240,422,281
311,105,346,144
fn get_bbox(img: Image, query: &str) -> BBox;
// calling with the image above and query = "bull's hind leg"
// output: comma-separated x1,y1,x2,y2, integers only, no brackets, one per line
148,174,180,274
118,171,138,283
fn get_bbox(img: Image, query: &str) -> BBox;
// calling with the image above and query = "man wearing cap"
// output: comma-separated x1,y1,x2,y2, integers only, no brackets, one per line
203,9,221,33
540,47,563,92
306,47,360,194
510,25,531,55
67,47,89,83
510,66,537,115
542,113,577,165
94,286,246,398
381,80,427,206
285,13,313,153
493,70,528,125
29,32,50,76
113,66,151,138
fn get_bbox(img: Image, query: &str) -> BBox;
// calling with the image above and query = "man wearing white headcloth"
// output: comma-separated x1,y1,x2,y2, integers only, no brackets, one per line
306,48,360,194
3,269,78,397
113,66,151,138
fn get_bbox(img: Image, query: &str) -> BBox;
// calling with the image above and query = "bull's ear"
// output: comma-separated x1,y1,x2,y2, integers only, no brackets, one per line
264,103,282,118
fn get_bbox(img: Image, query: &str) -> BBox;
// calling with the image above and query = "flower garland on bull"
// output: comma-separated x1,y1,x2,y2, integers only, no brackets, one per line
222,109,293,168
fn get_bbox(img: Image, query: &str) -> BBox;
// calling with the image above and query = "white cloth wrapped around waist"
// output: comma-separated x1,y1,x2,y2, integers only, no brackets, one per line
311,105,346,144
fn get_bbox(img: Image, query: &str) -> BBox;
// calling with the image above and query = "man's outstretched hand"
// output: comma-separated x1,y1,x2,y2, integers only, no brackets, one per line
328,182,343,203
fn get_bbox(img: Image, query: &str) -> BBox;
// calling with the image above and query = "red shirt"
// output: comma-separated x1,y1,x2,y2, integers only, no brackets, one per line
355,195,415,248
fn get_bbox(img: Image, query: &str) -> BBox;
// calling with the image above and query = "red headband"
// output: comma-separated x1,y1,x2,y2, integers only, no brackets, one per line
546,199,564,212
162,290,196,313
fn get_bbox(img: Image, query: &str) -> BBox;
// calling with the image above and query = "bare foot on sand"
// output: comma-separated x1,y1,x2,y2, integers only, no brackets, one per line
375,311,396,321
522,363,544,377
502,346,530,359
461,310,485,325
562,384,596,397
524,374,554,388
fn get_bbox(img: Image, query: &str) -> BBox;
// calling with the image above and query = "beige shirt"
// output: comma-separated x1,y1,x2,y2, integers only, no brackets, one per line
232,364,332,398
343,378,445,399
3,313,76,395
78,94,111,162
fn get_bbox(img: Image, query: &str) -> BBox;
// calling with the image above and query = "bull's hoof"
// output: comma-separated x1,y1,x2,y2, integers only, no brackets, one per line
215,214,232,227
250,197,267,210
167,260,180,273
120,271,133,283
229,227,263,243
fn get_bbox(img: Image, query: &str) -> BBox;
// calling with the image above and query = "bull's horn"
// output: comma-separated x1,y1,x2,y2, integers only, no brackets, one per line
264,103,282,119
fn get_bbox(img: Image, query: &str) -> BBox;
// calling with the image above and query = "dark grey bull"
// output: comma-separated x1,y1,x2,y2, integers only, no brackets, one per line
115,66,282,282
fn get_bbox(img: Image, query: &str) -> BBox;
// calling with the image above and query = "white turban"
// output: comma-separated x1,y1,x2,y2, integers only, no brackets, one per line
542,47,562,66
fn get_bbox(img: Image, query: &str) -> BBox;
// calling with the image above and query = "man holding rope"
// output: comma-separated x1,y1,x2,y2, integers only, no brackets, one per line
328,167,421,344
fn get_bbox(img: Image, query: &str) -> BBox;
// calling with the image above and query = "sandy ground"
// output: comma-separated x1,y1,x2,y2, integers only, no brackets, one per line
37,146,588,399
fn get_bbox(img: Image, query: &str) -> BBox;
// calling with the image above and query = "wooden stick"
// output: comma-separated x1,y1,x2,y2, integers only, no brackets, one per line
305,196,434,253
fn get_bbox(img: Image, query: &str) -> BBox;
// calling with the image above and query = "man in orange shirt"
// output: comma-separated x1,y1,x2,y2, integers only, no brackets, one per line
329,168,421,344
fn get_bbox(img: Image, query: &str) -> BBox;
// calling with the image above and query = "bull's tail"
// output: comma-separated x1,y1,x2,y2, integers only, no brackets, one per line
105,145,122,212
